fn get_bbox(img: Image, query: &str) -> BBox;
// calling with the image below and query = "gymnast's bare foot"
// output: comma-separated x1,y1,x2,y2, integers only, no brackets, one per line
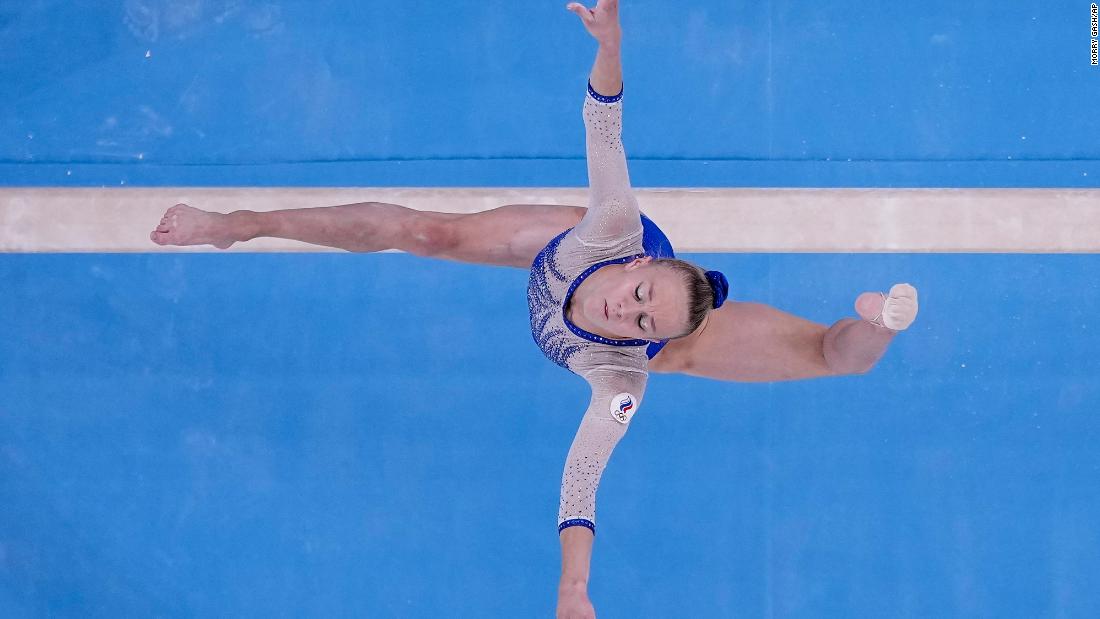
149,203,237,249
855,283,919,331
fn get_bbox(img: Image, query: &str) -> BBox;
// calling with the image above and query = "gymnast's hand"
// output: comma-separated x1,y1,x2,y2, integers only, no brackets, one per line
566,0,621,48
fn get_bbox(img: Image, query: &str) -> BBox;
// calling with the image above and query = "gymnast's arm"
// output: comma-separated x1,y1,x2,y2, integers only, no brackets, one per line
567,0,641,248
556,368,646,615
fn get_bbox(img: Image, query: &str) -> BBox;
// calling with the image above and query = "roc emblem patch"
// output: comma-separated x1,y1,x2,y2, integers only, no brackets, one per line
609,393,636,424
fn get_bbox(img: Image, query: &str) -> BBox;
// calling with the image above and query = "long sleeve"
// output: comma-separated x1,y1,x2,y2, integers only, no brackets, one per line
572,83,643,247
558,367,647,535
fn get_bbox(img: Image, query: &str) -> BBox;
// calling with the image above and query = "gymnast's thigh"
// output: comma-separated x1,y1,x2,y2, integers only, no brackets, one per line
648,300,840,383
443,204,587,268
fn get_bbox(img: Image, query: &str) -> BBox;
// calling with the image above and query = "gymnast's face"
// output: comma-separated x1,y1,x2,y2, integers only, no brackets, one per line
579,256,690,342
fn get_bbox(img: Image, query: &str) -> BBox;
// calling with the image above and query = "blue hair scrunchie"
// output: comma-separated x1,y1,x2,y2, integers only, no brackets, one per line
704,270,729,309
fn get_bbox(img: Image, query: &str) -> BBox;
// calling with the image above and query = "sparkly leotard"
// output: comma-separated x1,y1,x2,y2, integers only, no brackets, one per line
527,82,653,537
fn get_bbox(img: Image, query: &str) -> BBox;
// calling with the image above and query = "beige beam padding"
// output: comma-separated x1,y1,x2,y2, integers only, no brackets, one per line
1,187,1098,253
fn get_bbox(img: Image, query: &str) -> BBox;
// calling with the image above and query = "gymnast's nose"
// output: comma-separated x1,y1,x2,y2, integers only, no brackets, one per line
618,300,639,324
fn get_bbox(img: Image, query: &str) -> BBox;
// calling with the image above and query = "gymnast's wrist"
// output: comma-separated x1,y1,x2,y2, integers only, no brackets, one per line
558,576,588,592
596,22,621,50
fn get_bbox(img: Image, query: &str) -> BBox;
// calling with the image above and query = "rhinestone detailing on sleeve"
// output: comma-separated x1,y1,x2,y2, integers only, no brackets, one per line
573,83,642,247
557,371,646,535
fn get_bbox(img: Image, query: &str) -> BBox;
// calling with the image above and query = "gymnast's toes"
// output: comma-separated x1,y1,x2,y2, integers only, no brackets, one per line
856,283,918,331
150,219,175,245
855,291,885,321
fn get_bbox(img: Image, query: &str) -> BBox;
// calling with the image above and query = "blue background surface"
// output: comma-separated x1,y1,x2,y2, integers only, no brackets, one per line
1,0,1098,186
3,1,1100,617
3,254,1099,617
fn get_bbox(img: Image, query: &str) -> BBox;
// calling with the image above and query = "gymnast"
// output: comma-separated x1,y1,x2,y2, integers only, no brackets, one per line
149,1,918,616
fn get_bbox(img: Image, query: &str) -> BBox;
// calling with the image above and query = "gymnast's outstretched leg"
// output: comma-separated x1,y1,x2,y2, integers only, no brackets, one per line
647,284,918,381
149,201,585,268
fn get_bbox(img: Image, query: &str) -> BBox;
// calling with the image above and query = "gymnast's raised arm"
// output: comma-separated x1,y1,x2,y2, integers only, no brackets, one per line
568,0,642,250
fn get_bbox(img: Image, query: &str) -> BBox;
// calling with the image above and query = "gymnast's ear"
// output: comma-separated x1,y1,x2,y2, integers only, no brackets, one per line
624,256,653,270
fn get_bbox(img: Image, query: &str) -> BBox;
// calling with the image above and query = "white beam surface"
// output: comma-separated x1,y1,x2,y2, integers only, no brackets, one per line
2,188,1098,253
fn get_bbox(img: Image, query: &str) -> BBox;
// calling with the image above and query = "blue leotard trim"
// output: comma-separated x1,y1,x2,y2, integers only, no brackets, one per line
559,518,596,535
587,81,623,103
